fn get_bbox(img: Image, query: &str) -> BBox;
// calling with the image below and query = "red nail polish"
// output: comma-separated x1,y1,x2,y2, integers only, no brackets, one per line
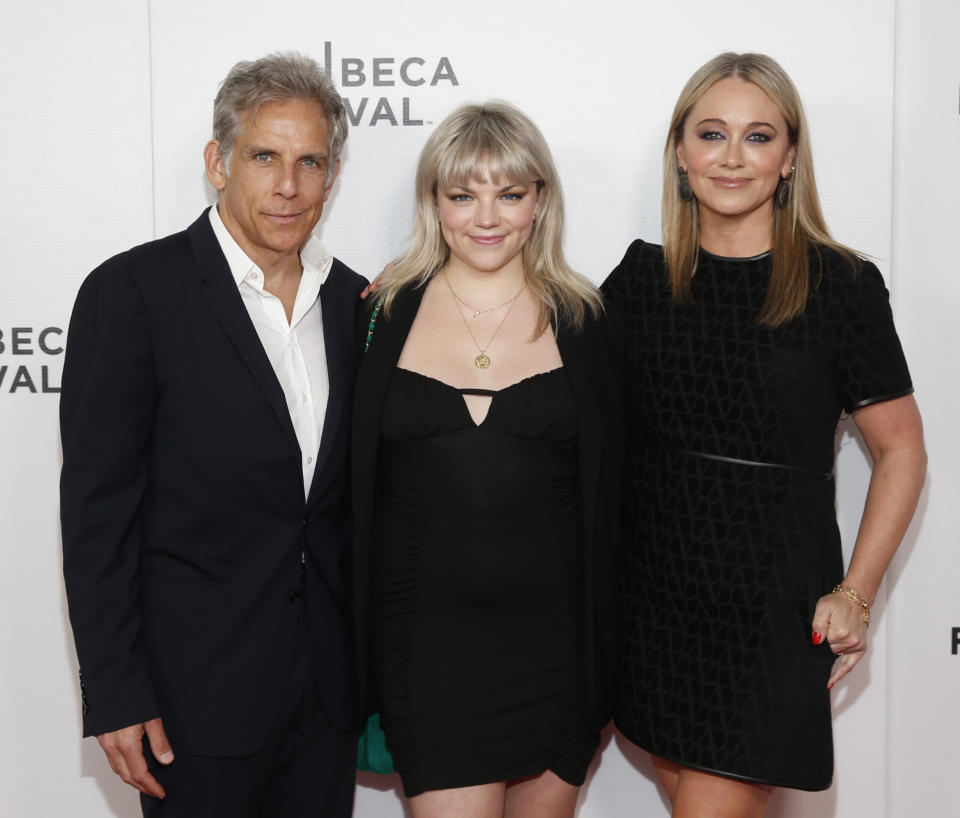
812,632,823,645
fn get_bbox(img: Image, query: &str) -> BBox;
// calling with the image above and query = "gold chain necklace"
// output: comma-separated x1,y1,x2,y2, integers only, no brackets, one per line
447,282,524,318
443,271,523,369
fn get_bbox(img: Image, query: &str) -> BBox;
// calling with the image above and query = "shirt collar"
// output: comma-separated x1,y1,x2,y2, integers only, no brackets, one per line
208,205,333,291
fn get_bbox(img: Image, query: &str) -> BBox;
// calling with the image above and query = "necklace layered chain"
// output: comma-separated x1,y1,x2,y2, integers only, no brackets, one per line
443,271,524,369
448,285,523,318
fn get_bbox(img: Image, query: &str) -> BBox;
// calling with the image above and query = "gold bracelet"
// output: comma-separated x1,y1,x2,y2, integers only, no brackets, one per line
832,584,871,624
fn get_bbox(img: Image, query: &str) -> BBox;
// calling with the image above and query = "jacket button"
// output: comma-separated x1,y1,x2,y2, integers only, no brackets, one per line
288,590,302,603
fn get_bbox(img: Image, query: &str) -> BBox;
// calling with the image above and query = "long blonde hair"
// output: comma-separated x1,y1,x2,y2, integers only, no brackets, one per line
663,52,858,325
377,100,600,335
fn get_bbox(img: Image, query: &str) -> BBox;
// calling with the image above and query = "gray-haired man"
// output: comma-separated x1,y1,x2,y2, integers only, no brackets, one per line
61,52,364,816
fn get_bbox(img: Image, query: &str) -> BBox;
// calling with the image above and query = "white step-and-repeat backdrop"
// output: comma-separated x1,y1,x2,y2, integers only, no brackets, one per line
1,1,956,815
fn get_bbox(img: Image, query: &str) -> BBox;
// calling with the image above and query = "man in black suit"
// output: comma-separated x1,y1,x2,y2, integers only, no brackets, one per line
60,52,365,817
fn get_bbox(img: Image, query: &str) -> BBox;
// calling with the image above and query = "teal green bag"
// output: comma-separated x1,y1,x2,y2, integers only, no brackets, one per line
357,713,395,774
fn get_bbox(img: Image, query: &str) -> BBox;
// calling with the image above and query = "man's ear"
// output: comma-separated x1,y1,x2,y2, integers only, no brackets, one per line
204,140,228,192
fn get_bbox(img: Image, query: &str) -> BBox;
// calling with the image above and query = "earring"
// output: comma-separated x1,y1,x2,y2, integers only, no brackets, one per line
776,166,795,209
678,168,694,202
775,177,790,208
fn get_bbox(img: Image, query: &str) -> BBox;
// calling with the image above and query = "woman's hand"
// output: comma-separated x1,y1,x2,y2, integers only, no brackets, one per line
360,264,391,299
811,394,925,690
811,590,869,689
360,277,380,300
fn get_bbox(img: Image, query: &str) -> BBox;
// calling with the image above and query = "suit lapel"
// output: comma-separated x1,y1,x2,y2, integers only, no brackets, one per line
306,263,352,504
187,211,300,457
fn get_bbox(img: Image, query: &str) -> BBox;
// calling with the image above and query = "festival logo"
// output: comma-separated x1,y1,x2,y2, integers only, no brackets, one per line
322,41,459,127
0,325,63,394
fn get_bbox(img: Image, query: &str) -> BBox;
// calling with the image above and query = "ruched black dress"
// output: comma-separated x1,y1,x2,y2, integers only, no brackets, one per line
370,367,597,796
601,241,913,790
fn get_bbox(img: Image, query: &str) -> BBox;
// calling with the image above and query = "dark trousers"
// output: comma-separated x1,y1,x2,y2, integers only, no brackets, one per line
141,633,356,817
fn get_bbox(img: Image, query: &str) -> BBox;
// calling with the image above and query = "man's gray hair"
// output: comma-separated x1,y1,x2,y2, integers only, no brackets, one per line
212,51,347,183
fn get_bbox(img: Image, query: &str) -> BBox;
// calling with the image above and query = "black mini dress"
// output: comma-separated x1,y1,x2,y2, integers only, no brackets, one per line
601,241,913,790
370,367,599,796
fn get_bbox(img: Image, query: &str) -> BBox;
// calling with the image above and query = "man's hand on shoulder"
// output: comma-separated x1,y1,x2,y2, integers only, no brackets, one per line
96,717,174,798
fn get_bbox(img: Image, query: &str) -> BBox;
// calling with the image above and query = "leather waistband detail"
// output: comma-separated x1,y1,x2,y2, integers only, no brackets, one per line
671,448,833,481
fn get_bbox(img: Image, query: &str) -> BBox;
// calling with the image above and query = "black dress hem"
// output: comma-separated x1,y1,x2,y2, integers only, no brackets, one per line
614,722,833,793
401,759,590,798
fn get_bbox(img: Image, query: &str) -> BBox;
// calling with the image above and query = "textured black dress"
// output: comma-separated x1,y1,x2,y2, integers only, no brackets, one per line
370,367,598,796
601,241,913,790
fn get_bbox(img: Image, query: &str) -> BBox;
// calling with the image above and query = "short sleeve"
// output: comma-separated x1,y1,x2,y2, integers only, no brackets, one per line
835,260,913,412
599,239,649,303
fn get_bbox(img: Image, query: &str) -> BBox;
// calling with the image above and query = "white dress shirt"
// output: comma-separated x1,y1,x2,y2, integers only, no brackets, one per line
209,206,331,498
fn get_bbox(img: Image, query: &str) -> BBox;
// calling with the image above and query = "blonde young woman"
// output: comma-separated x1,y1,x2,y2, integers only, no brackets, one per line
352,101,622,818
601,53,926,818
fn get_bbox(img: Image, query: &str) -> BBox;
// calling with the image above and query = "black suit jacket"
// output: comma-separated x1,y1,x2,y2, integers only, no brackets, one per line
60,209,366,756
350,285,623,729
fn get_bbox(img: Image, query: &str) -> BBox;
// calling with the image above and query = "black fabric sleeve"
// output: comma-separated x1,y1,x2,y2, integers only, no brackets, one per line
59,258,160,737
834,260,914,412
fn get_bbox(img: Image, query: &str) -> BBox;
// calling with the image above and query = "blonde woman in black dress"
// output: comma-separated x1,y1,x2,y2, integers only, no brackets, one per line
353,101,622,818
602,53,926,817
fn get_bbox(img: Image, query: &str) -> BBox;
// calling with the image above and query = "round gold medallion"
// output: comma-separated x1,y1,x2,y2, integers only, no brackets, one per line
474,354,491,369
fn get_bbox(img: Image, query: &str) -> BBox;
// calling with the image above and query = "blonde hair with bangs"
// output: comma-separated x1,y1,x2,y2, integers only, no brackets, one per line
663,52,858,326
377,100,600,335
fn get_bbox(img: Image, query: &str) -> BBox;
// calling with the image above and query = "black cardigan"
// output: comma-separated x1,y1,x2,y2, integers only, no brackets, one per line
351,284,624,730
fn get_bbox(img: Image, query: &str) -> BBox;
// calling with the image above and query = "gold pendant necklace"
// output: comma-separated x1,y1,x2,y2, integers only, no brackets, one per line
444,271,523,368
